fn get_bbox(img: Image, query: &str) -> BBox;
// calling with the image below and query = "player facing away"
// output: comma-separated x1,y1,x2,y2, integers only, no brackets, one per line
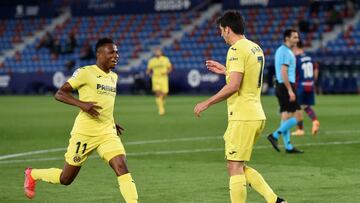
291,40,320,136
194,11,286,203
146,48,172,115
23,38,138,203
267,29,304,154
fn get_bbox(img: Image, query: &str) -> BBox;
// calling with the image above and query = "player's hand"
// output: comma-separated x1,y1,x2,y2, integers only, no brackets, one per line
194,101,210,118
115,123,125,136
288,90,296,102
79,101,102,118
206,60,226,75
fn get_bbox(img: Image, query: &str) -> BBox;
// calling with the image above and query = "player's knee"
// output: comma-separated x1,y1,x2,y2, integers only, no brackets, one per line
227,161,245,175
114,163,129,176
109,155,129,176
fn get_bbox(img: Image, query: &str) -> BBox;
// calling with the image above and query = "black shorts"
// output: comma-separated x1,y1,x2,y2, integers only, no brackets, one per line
275,83,301,113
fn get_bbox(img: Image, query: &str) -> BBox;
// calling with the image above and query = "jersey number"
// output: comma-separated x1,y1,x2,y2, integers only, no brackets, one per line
257,56,264,88
75,142,87,154
301,62,313,79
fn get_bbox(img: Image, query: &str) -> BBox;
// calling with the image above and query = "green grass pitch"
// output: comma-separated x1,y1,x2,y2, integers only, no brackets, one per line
0,95,359,202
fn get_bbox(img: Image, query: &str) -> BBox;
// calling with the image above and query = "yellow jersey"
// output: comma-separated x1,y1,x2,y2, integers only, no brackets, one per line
67,65,118,136
147,56,171,80
225,38,266,121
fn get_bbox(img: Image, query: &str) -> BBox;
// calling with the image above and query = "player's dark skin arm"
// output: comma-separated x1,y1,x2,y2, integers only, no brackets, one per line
55,82,102,118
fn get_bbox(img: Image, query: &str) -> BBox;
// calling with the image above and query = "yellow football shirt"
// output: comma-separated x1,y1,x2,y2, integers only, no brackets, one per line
147,56,171,80
225,38,266,121
67,65,118,136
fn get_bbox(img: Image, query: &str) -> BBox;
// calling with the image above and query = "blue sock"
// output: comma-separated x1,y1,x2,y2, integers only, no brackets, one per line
272,117,297,139
282,130,294,150
272,121,283,139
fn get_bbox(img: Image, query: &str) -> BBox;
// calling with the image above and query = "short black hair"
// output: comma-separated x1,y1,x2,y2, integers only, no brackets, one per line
95,37,114,52
216,10,245,35
283,29,298,41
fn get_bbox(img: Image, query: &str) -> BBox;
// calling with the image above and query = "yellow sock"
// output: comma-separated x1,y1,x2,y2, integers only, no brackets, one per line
31,168,62,184
244,166,277,203
118,173,138,203
163,96,166,105
156,96,165,114
229,175,247,203
155,97,161,111
160,96,165,110
155,97,160,106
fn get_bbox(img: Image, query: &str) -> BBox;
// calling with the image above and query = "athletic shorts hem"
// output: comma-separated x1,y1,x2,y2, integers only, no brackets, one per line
225,157,250,162
102,150,126,163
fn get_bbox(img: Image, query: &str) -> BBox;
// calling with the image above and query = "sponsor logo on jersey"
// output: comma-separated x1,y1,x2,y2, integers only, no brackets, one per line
229,57,238,61
97,84,116,92
96,84,116,96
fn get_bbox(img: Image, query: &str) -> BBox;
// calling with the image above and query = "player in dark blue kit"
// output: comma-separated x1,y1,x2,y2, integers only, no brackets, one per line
291,40,320,136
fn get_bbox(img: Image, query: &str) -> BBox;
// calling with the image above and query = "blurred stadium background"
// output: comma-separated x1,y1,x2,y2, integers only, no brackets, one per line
0,0,359,95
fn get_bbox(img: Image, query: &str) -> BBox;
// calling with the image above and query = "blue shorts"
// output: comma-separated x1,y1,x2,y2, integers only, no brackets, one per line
296,90,315,106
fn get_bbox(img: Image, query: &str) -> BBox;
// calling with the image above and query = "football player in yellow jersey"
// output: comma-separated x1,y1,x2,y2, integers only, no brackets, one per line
194,11,286,203
23,38,138,203
146,48,172,115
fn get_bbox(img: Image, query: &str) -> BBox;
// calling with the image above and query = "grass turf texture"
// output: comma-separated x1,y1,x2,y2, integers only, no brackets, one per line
0,95,359,202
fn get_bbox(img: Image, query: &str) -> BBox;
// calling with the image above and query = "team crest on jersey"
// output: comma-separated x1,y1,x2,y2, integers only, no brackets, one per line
73,155,81,163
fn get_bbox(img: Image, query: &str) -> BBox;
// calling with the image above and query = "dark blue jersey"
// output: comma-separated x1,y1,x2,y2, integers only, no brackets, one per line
295,52,315,92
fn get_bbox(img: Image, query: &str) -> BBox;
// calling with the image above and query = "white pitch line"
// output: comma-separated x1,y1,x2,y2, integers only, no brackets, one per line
0,136,221,161
0,148,66,160
1,140,359,165
126,136,220,145
324,129,360,135
0,129,359,161
0,157,66,164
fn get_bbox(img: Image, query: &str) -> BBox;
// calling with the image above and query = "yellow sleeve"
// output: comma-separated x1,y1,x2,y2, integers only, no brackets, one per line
227,49,245,73
67,68,87,89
